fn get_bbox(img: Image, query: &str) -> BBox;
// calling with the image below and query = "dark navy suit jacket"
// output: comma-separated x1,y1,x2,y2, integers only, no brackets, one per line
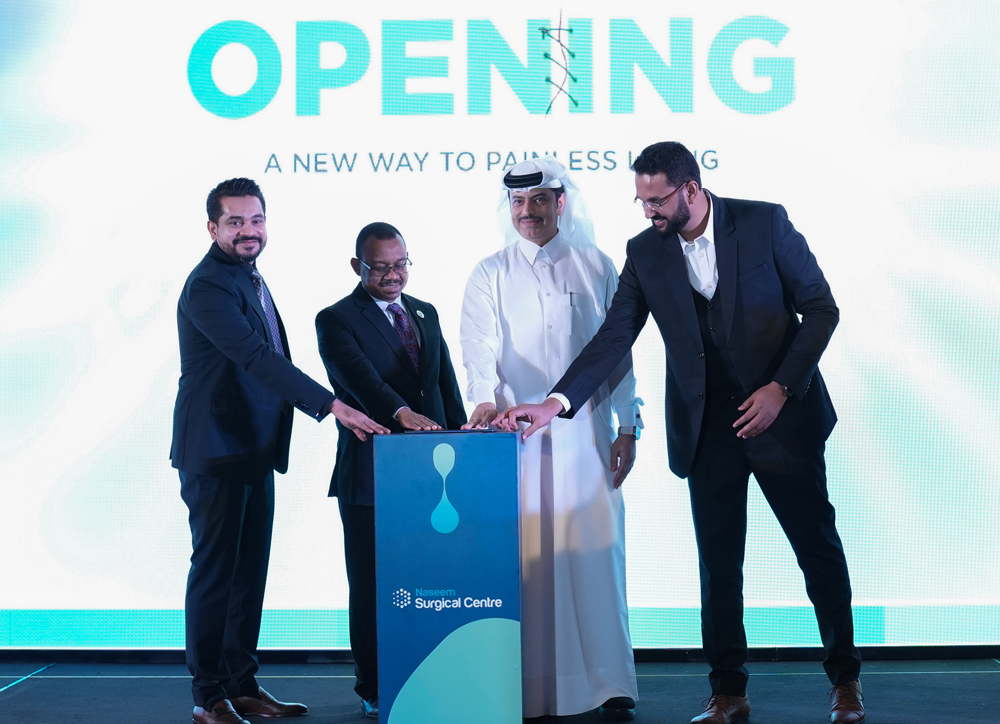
316,284,467,505
552,192,839,479
171,243,334,479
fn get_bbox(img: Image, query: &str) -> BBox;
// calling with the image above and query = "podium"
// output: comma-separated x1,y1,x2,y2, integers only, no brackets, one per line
374,431,522,724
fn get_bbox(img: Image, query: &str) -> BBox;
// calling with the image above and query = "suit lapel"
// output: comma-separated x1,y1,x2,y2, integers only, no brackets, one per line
237,272,269,336
711,192,738,343
208,242,286,356
658,232,703,346
354,285,419,380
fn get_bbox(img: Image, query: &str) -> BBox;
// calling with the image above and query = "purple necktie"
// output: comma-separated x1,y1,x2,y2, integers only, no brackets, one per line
387,302,420,373
251,270,285,356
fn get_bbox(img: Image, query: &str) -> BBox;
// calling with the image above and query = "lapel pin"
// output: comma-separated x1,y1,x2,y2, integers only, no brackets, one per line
415,310,425,318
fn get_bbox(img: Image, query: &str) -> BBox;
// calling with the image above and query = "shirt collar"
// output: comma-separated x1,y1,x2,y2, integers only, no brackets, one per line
517,231,565,265
370,294,403,312
677,194,714,251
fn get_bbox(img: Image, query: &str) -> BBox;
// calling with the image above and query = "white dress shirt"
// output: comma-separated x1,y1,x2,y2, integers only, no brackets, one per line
679,195,717,300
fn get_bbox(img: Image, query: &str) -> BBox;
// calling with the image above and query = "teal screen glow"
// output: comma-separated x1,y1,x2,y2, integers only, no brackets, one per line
1,0,998,649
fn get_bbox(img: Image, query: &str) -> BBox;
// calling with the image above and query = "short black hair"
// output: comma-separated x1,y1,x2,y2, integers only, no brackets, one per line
630,142,701,189
355,221,404,260
206,178,266,223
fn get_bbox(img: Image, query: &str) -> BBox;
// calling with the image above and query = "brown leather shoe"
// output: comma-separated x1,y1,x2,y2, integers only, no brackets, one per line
829,680,865,723
193,699,251,724
231,687,308,718
691,694,751,724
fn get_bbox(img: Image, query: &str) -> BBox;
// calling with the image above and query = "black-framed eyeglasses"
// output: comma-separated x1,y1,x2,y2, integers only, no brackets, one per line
634,182,688,211
360,258,412,277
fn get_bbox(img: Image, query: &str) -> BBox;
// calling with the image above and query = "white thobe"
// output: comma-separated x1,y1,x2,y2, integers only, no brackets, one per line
460,233,641,717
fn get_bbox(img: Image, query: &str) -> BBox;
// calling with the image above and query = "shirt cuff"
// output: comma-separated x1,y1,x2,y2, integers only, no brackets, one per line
615,398,644,428
547,393,570,414
393,406,408,420
469,382,498,408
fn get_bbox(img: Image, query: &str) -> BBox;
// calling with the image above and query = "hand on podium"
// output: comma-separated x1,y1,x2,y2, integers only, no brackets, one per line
496,397,565,439
331,398,390,441
396,407,442,431
462,402,499,429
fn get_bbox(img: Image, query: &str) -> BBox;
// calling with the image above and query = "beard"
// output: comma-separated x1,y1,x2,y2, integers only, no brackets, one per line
652,196,691,237
233,235,264,262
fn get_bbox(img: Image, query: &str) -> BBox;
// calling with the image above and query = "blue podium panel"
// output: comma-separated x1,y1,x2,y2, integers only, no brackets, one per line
374,431,522,724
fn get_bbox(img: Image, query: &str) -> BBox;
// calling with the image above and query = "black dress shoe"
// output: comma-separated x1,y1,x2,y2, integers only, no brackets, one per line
599,696,636,721
361,697,379,719
193,699,251,724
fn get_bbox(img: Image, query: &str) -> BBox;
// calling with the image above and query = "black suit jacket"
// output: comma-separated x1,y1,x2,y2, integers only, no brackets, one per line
553,192,839,479
316,284,467,505
171,243,334,479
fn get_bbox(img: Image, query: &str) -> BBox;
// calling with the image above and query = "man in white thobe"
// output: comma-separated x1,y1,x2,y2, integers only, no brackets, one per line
460,157,643,721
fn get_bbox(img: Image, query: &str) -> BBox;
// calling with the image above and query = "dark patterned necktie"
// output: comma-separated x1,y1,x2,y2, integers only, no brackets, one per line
387,302,420,373
251,270,285,356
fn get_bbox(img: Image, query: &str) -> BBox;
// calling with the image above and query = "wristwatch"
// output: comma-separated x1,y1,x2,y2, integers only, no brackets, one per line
618,426,640,440
778,384,794,398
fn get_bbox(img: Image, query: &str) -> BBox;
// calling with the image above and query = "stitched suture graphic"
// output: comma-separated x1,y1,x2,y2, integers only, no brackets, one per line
431,443,459,534
541,11,576,115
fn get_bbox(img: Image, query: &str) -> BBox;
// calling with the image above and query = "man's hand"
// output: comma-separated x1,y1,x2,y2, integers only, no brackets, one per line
330,398,390,441
610,433,636,489
496,397,564,439
734,381,788,438
396,407,442,431
462,402,499,429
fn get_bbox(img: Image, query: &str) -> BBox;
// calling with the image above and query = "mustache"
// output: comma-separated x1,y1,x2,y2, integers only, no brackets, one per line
518,215,543,222
234,235,262,244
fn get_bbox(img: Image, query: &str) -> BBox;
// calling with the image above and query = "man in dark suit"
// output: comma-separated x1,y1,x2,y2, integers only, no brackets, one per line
315,221,468,718
172,178,386,724
499,143,864,724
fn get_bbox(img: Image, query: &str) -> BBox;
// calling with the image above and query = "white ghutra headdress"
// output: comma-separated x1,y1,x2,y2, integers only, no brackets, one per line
497,156,596,248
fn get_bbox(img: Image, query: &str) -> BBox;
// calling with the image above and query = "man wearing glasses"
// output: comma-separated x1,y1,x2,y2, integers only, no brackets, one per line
315,221,467,718
498,142,864,724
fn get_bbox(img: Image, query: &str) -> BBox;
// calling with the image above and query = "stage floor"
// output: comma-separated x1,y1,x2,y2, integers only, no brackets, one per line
1,659,997,723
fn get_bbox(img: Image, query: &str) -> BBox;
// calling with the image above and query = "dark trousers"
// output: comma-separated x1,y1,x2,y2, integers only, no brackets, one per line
180,469,274,708
687,398,860,696
339,499,378,702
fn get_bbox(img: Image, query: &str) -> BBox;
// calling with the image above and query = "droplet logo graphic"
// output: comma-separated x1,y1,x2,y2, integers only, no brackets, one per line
430,443,459,534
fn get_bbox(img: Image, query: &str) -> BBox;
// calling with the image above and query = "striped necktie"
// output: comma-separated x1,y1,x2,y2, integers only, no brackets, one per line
387,302,419,373
251,270,285,356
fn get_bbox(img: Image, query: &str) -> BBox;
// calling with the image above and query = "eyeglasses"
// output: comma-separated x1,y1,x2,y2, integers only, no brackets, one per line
360,258,412,277
634,182,688,211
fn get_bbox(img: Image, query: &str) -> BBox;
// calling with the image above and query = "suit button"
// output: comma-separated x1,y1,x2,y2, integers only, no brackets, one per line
708,303,714,309
710,325,716,332
420,390,426,397
698,352,705,359
698,392,705,399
